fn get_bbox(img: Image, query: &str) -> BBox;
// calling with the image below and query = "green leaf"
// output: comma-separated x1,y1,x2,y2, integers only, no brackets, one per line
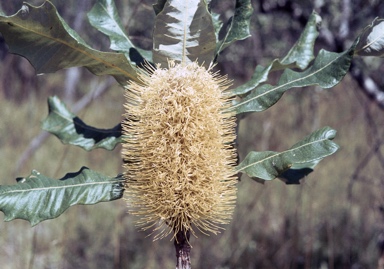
211,12,223,42
230,42,356,114
0,167,124,225
215,0,253,58
0,1,139,86
230,11,321,97
275,11,321,70
236,127,339,182
152,0,217,68
355,17,384,57
87,0,152,63
42,96,122,151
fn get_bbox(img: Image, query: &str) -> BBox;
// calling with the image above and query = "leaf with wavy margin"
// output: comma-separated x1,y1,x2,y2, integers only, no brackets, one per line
230,11,321,97
87,0,152,64
0,1,138,86
152,0,216,68
236,127,339,182
230,42,356,114
42,96,122,151
215,0,253,57
0,167,124,225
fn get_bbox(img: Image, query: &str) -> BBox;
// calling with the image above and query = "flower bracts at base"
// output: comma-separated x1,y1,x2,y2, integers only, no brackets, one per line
121,61,238,240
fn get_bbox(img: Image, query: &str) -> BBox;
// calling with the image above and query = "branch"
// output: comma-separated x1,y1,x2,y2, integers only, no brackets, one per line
175,230,191,269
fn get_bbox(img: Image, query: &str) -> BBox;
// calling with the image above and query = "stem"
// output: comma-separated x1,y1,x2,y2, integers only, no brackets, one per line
174,230,191,269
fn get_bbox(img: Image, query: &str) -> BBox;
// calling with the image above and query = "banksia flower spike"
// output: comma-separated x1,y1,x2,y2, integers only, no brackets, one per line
122,61,238,240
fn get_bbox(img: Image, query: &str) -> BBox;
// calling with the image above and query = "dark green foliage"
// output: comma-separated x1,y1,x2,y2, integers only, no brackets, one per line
42,96,122,151
0,167,123,225
87,0,152,63
230,11,320,97
231,44,357,114
0,1,139,86
215,0,253,57
237,127,339,183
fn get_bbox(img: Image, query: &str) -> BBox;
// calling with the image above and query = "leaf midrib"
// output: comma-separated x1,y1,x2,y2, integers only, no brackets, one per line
228,52,340,111
3,16,137,81
235,136,332,173
2,179,121,194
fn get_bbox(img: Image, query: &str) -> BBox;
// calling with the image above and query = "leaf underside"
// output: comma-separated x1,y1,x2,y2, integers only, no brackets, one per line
355,17,384,57
42,96,122,151
152,0,217,68
0,167,124,225
0,1,139,86
236,127,339,184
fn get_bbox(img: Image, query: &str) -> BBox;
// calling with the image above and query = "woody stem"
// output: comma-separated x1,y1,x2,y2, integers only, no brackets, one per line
174,229,191,269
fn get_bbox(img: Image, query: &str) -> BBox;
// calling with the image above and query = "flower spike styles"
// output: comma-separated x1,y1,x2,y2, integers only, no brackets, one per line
122,61,238,241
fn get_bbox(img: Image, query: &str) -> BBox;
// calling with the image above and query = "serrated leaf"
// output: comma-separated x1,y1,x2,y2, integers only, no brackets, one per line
236,127,339,182
0,167,124,225
42,96,122,151
215,0,253,58
355,17,384,57
230,42,356,114
152,0,216,68
0,1,139,86
87,0,152,64
230,11,321,97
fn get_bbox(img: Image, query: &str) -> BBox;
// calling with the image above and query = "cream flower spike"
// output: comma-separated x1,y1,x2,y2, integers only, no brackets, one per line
121,61,238,241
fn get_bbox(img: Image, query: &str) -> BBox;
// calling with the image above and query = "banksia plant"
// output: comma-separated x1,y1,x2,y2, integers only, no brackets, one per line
122,61,237,240
0,0,383,268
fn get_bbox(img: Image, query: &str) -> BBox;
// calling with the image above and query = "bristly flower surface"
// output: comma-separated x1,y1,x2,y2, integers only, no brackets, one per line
122,61,238,240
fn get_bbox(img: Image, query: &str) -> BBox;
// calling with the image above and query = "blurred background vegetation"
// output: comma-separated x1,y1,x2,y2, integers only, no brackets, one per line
1,0,384,268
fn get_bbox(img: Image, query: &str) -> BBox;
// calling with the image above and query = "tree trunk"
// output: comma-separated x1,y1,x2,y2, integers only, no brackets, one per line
174,230,191,269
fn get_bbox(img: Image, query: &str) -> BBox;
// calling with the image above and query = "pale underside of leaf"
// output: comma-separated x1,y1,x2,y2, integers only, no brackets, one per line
236,127,339,182
152,0,216,68
0,167,124,225
355,18,384,57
